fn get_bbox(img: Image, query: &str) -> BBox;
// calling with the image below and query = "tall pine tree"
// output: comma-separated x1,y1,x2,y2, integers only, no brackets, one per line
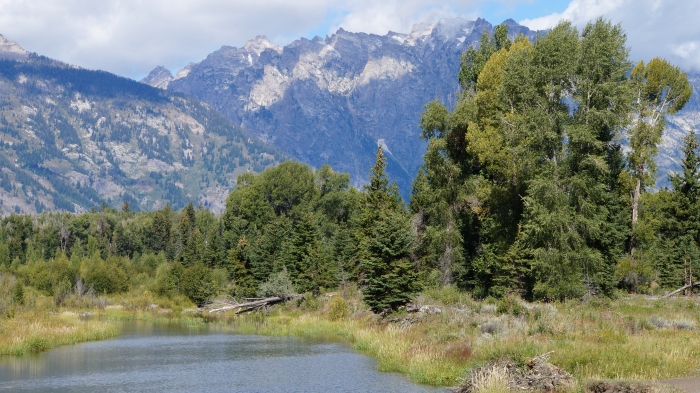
359,147,417,313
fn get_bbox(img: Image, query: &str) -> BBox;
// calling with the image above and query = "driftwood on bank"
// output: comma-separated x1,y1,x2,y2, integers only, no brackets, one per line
208,294,303,314
664,282,700,298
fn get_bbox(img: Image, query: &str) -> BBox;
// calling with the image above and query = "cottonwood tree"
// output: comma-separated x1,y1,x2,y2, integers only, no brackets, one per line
627,58,691,279
628,58,691,226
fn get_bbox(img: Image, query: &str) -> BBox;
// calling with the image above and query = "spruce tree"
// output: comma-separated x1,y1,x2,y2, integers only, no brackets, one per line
149,209,171,253
359,147,417,313
202,221,224,268
664,131,700,289
228,237,256,297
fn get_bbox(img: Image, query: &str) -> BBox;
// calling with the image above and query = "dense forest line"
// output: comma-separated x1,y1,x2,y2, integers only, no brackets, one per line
0,18,697,315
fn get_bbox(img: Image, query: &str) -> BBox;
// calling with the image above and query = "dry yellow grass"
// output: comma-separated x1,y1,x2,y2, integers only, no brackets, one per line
220,289,700,387
0,312,118,356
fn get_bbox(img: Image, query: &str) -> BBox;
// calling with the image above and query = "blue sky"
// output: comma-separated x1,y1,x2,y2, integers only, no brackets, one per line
0,0,696,79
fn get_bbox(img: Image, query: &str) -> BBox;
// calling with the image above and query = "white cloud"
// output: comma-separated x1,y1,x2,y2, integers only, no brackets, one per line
520,0,700,72
0,0,331,79
674,42,699,59
326,0,481,36
519,0,625,31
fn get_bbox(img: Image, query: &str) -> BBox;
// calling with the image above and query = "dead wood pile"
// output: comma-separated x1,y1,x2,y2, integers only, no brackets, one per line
585,380,682,393
208,294,303,314
454,352,574,393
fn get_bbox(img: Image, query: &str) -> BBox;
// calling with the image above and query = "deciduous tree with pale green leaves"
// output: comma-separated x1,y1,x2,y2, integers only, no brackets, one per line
628,58,692,227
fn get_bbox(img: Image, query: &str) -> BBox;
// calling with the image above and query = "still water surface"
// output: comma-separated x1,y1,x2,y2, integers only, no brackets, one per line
0,320,446,392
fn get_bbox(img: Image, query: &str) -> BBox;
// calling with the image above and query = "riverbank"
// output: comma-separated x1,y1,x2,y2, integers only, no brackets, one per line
1,287,699,391
209,288,700,389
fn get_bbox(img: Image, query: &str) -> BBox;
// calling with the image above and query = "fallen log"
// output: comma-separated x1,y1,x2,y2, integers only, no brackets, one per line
664,282,700,298
208,294,303,314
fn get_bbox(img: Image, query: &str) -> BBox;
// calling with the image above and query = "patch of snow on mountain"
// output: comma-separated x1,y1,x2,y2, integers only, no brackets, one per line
390,33,407,44
21,105,37,116
319,44,340,60
378,138,391,153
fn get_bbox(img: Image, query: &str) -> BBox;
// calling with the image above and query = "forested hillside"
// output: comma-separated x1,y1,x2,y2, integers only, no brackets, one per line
0,46,283,214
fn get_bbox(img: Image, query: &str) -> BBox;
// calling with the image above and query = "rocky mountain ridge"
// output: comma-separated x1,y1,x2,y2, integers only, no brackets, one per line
147,18,542,195
0,38,283,215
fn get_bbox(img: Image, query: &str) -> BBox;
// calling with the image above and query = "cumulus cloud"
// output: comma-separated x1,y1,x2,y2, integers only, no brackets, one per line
520,0,700,72
0,0,330,78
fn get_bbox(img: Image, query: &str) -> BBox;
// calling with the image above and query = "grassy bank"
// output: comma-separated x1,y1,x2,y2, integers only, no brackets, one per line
0,312,118,356
208,288,700,388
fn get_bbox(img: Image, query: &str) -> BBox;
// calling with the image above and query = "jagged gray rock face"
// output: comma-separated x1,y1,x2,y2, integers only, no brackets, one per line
155,18,541,195
140,66,174,89
0,34,29,61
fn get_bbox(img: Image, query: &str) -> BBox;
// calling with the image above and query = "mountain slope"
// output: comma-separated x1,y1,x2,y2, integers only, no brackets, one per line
0,41,283,214
153,18,541,196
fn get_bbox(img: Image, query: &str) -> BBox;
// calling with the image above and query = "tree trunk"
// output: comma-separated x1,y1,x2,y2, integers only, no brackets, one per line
664,282,700,298
632,177,641,225
208,294,303,314
440,219,454,285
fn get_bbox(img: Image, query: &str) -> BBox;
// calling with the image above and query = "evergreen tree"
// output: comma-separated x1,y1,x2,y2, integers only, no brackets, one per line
228,237,256,297
360,210,416,313
202,221,224,268
359,147,417,313
332,223,358,285
149,208,171,254
248,217,292,282
288,212,318,291
180,263,217,306
664,131,700,289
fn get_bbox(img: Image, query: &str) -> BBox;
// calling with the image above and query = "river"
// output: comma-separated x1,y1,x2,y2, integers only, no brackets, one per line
0,320,447,392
